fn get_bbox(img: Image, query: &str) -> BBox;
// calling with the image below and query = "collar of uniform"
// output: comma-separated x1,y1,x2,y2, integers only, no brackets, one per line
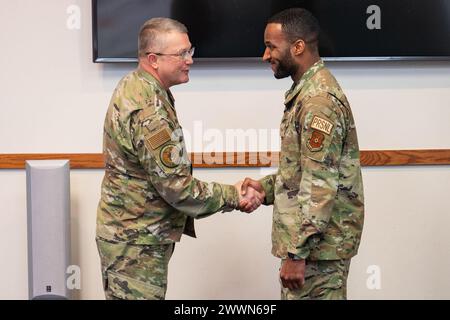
166,89,175,106
284,59,325,107
136,67,175,106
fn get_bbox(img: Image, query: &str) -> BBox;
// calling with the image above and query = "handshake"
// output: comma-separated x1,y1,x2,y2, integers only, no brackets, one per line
234,178,265,213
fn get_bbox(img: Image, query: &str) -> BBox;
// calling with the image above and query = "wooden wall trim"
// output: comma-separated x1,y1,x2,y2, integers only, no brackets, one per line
360,149,450,166
0,150,449,169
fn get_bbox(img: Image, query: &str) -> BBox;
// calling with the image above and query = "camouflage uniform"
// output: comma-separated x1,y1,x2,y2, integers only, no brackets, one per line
281,260,351,300
259,60,364,300
96,68,239,300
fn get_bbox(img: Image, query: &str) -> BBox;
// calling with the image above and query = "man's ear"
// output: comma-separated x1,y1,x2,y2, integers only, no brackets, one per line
292,39,306,56
147,54,159,69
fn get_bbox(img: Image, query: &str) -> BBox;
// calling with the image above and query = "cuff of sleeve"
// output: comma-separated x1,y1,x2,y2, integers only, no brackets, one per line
294,229,322,259
293,247,311,260
221,184,239,212
258,176,275,205
293,223,322,259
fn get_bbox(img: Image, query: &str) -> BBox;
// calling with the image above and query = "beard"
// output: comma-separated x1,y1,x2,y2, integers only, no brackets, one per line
272,50,297,79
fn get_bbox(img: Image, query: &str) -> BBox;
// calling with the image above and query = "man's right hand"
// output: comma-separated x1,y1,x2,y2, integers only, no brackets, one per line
241,177,265,195
239,178,266,213
234,180,265,213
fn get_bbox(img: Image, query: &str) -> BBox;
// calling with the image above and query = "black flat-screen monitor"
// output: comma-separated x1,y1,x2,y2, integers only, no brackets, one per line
92,0,450,62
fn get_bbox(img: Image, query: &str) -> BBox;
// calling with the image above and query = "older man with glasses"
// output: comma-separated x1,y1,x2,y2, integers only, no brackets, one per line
96,17,264,300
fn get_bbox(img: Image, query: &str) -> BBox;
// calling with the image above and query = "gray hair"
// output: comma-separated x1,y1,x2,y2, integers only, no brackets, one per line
138,17,188,58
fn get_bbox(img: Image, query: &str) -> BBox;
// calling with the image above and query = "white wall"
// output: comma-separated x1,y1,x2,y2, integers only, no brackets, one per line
1,0,449,299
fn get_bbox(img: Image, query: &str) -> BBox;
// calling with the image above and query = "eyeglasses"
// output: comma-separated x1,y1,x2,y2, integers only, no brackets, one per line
146,47,195,60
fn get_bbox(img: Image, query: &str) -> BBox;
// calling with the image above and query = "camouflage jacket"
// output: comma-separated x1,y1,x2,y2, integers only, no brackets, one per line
97,68,239,244
260,60,364,260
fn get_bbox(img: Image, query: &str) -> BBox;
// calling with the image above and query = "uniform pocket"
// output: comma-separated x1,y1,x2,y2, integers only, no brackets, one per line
107,270,165,300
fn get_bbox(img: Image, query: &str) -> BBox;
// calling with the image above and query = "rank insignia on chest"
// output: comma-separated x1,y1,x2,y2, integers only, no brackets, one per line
307,130,325,152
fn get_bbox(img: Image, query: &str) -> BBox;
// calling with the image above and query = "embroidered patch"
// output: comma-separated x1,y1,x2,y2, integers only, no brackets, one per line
307,130,325,152
310,116,334,135
148,128,171,150
160,144,182,168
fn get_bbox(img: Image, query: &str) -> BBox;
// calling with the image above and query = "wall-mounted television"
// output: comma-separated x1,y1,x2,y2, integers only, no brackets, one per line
92,0,450,62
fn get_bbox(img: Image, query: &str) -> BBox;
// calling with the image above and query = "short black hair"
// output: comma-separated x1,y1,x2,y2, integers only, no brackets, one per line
268,8,320,49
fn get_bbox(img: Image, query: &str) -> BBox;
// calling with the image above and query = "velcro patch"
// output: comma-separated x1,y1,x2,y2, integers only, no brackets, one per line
160,144,182,168
310,116,334,135
307,130,325,152
148,128,171,150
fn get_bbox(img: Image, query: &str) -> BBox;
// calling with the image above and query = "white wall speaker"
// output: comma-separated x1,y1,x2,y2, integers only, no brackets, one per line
26,160,71,300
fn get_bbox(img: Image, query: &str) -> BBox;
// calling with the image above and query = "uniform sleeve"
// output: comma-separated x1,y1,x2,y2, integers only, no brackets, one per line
293,95,346,259
131,107,239,219
259,174,276,205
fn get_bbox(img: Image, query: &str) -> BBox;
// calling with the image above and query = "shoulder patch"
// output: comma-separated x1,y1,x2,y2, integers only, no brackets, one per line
160,143,182,168
307,131,325,152
310,115,334,135
148,127,172,150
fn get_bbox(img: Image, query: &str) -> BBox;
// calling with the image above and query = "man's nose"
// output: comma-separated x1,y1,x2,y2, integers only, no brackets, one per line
262,48,271,61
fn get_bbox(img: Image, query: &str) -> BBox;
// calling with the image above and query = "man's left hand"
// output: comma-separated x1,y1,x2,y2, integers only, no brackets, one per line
280,258,306,290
